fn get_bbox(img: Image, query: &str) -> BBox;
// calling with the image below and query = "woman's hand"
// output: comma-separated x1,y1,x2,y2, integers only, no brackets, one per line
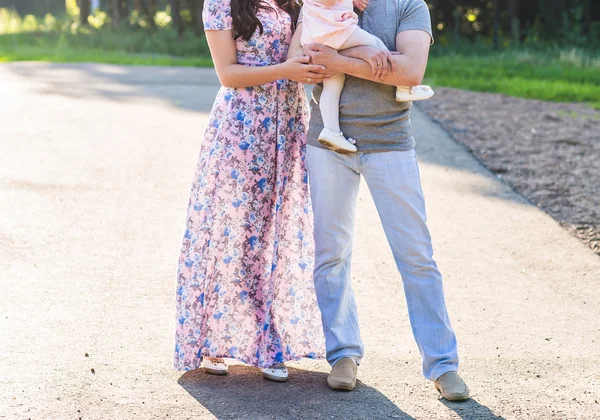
279,55,331,84
304,44,346,74
346,46,395,79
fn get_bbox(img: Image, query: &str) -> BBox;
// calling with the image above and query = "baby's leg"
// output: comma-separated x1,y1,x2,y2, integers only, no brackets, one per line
317,72,357,153
319,29,386,134
340,27,387,51
320,72,345,133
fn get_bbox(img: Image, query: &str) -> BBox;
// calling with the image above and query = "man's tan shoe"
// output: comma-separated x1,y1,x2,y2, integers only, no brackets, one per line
435,371,470,401
327,357,357,391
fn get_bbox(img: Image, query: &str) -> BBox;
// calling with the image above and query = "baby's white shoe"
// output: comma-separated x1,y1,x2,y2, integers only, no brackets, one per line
261,363,289,382
318,128,357,153
395,85,434,102
203,357,229,375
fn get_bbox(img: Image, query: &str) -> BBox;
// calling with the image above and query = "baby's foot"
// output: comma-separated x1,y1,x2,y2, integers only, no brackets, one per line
318,128,357,154
395,85,434,102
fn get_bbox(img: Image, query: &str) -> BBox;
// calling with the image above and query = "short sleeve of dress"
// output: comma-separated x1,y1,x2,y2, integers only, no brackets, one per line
203,0,233,31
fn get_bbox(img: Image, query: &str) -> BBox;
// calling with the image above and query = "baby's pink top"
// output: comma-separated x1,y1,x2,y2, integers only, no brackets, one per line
301,0,359,49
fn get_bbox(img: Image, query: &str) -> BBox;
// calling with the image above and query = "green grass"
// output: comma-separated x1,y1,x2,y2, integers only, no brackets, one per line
0,47,212,66
425,50,600,108
1,29,599,108
0,30,213,67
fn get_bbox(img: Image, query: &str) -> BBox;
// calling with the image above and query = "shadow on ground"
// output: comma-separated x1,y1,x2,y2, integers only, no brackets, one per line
440,398,506,420
6,62,221,113
179,366,415,419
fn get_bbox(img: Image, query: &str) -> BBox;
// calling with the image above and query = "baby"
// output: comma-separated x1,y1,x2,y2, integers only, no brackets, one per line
300,0,434,153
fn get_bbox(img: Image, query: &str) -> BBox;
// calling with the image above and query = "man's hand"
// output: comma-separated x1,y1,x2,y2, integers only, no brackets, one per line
306,43,394,80
306,30,430,87
304,43,346,74
353,0,368,12
345,46,396,79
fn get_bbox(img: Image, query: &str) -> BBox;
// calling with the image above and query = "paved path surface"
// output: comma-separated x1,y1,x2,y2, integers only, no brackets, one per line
1,63,599,420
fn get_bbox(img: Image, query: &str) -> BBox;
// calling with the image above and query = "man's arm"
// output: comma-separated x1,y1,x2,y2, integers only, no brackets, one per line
306,29,431,87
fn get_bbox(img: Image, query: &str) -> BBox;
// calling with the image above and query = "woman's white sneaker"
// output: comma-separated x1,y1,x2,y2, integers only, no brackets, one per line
395,85,434,102
203,357,229,375
261,363,289,382
318,128,357,154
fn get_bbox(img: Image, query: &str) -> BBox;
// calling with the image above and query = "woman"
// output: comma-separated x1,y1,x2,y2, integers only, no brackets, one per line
174,0,327,382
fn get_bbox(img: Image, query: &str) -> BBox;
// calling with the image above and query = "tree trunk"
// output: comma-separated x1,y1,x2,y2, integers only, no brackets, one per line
111,0,121,27
551,0,565,16
170,0,185,37
550,0,565,37
583,0,592,38
148,0,158,28
120,0,129,19
196,0,204,33
429,0,439,30
508,0,520,43
133,0,156,27
452,8,461,45
492,0,500,49
183,0,204,35
79,0,91,26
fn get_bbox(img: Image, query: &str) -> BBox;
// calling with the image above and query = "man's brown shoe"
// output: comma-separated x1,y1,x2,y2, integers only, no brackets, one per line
435,371,470,401
327,357,357,391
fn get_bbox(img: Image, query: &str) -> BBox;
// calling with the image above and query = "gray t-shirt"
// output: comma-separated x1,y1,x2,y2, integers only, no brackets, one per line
306,0,433,153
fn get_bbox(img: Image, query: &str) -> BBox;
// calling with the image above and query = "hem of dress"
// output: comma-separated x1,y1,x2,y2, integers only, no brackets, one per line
173,352,325,371
302,25,359,50
322,25,359,50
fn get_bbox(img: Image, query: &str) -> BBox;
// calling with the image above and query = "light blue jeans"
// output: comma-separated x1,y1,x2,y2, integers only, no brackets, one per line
306,145,459,381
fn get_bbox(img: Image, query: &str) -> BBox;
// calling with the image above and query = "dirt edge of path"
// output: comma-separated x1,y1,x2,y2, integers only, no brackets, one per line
417,88,600,257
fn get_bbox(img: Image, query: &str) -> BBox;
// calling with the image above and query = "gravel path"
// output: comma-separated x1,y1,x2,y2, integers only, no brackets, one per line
418,88,600,256
1,63,599,419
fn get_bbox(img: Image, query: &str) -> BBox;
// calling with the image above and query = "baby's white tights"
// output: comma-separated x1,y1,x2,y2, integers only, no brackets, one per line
320,28,388,133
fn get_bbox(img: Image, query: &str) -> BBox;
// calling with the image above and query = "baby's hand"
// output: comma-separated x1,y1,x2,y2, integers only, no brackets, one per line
340,12,355,21
302,45,312,59
353,0,369,12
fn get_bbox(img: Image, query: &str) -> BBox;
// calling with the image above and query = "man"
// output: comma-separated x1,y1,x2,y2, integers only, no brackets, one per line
303,0,470,400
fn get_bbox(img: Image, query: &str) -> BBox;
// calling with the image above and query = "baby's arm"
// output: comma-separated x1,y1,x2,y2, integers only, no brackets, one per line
288,22,306,58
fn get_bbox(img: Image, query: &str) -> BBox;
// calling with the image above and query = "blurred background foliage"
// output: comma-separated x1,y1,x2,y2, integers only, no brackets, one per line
0,0,598,105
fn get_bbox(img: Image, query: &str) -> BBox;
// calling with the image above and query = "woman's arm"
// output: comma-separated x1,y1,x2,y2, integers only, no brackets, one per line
206,29,330,88
305,30,431,87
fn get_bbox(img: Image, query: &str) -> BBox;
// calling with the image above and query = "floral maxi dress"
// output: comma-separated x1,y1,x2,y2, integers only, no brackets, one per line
174,0,325,370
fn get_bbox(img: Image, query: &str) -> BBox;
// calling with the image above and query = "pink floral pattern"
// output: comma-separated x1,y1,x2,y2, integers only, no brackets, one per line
174,0,325,370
